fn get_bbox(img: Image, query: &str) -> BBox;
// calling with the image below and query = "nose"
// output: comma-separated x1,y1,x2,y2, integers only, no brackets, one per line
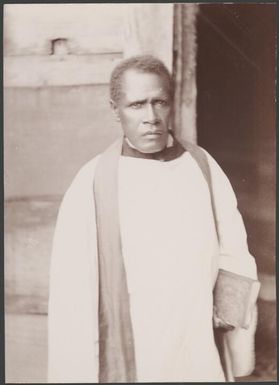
144,103,157,124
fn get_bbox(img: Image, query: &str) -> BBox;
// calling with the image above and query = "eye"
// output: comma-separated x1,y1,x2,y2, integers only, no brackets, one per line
130,102,144,109
154,99,168,107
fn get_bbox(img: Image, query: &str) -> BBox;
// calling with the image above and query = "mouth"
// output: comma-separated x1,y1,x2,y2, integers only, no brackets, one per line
144,131,163,136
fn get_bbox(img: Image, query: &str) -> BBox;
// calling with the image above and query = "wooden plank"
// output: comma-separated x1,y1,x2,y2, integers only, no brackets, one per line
5,199,59,314
5,314,47,383
4,53,122,87
123,4,173,71
4,85,121,199
4,4,127,56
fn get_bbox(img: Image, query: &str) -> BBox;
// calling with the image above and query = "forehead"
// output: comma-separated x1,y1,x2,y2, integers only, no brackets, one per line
120,69,170,100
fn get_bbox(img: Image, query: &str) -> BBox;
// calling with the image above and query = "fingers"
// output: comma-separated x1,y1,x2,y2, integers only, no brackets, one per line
213,306,235,330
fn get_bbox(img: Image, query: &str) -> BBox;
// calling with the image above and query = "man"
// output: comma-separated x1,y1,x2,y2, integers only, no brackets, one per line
48,55,259,383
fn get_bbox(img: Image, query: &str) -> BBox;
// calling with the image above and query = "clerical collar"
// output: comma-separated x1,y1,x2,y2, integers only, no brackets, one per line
121,133,185,162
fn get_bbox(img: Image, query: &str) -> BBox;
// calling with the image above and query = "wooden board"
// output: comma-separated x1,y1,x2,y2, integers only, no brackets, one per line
5,314,47,383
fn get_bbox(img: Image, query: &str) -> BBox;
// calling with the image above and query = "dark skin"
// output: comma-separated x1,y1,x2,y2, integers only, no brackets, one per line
110,69,172,154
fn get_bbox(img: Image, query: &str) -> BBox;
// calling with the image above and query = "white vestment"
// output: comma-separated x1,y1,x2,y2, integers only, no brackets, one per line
48,149,257,383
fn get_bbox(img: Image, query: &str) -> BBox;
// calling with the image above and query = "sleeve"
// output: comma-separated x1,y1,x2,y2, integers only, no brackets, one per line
204,150,258,281
47,160,99,383
204,151,259,377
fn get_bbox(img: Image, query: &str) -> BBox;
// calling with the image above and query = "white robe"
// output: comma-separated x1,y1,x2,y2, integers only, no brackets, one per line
48,149,258,383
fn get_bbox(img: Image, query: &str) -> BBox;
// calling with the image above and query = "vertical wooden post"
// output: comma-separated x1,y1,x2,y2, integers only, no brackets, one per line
173,4,199,143
122,4,173,72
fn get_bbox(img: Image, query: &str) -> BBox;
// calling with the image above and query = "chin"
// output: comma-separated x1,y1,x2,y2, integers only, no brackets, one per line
140,142,166,154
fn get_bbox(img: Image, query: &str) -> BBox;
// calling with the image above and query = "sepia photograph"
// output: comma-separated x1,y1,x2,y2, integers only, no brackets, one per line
3,3,276,383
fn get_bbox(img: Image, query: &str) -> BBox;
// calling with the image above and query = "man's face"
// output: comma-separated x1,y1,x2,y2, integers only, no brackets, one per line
111,69,173,153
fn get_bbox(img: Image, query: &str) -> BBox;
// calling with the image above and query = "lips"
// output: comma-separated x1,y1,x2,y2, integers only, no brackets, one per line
144,131,163,136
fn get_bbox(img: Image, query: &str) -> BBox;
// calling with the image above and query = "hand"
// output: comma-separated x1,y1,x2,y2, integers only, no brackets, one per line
213,306,235,331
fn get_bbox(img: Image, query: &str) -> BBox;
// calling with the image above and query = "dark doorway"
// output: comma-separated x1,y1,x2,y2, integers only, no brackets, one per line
196,4,276,274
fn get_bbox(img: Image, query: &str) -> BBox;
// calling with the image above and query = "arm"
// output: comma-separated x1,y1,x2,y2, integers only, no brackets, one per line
205,151,258,281
205,151,259,377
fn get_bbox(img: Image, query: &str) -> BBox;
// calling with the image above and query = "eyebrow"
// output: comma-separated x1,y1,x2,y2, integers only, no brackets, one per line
127,96,169,106
127,98,147,106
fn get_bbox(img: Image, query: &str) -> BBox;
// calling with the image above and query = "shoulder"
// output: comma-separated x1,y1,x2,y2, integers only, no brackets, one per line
186,142,228,178
61,154,101,206
178,139,234,192
178,138,224,174
69,137,123,190
194,147,237,202
72,155,101,186
180,139,217,166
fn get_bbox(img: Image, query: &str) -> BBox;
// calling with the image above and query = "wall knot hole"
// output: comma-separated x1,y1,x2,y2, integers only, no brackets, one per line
51,38,69,55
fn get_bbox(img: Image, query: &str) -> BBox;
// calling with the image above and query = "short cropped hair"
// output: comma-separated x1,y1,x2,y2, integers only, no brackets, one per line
110,55,174,103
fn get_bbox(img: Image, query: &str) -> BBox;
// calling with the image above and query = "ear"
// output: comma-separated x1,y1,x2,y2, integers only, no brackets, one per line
110,99,120,122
